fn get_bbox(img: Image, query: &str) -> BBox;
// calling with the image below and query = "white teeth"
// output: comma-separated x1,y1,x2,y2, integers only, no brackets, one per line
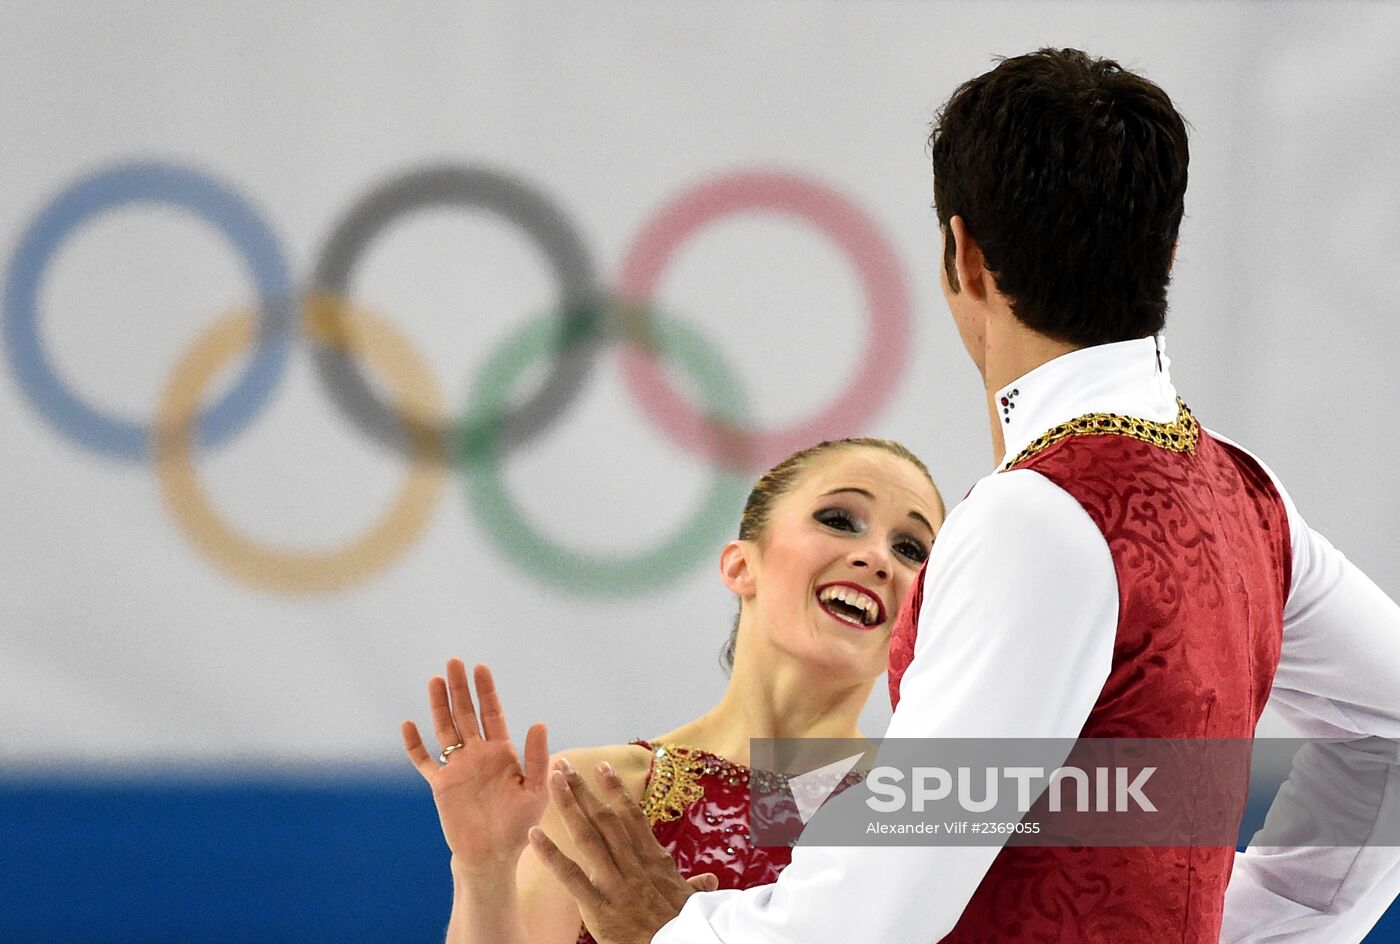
818,586,881,625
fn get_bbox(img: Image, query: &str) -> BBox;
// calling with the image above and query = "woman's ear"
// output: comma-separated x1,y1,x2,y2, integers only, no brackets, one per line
719,540,757,597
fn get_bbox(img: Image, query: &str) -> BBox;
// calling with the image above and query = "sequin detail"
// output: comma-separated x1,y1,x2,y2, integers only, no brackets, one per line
1002,397,1198,471
576,741,806,944
639,741,801,824
640,743,707,824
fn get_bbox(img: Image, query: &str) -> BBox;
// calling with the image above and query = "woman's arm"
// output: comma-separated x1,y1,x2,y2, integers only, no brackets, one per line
445,858,529,944
445,745,654,944
401,660,652,944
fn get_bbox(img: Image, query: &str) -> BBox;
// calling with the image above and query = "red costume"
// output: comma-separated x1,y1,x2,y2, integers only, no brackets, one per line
576,739,794,944
889,404,1292,941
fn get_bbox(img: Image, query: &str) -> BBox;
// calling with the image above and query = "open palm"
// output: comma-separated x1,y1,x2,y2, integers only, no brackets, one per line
402,659,550,872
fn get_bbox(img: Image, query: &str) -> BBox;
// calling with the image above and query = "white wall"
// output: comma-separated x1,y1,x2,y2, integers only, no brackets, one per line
2,1,1396,772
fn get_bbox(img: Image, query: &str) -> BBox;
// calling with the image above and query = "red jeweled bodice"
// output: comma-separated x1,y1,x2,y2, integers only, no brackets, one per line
574,739,796,944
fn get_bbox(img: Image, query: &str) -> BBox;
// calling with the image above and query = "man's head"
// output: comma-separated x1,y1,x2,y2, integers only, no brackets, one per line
931,48,1189,361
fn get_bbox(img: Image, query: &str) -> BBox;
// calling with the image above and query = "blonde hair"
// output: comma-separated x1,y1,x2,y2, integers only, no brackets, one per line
722,437,942,671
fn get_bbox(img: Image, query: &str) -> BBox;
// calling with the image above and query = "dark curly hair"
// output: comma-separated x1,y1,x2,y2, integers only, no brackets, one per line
930,48,1189,346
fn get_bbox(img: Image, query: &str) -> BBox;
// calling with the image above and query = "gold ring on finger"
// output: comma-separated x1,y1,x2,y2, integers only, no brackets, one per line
439,742,465,764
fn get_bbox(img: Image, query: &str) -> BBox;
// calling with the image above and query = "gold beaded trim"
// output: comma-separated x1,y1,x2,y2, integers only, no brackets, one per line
639,743,708,825
1001,396,1199,471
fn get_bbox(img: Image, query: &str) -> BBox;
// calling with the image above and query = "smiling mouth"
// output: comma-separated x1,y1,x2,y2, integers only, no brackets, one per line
815,582,886,630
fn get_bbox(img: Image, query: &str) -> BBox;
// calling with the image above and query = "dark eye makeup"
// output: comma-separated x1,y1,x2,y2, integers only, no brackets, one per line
813,506,931,564
815,507,860,531
894,537,930,564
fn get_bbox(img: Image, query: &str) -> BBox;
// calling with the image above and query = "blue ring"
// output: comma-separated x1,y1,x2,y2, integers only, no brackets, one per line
2,161,293,460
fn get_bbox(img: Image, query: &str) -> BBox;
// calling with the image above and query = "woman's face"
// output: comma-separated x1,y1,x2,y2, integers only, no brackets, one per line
737,447,944,681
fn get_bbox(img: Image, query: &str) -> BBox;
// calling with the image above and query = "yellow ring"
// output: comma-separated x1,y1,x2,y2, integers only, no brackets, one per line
154,294,447,593
438,742,465,764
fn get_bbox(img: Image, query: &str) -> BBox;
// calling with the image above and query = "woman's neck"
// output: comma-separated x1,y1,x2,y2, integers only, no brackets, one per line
654,642,874,767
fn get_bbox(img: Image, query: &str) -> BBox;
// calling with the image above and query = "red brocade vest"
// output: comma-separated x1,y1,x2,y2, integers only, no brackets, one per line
576,739,795,944
888,405,1292,943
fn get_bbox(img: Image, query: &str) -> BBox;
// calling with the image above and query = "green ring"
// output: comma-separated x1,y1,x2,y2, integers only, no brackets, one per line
462,309,751,595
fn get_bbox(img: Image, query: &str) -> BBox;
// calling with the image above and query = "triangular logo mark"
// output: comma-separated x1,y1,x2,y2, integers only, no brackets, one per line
789,752,865,825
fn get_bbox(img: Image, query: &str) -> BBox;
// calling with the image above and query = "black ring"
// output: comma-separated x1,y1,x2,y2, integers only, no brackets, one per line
309,164,602,464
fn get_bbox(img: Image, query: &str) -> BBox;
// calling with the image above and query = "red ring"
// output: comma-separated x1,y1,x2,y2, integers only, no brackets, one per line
616,169,912,470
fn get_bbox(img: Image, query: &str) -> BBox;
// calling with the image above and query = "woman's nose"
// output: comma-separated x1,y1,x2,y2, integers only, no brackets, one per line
850,551,890,582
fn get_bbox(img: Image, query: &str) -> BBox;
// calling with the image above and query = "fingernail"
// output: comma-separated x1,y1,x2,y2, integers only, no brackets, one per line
557,756,575,775
551,769,568,789
597,761,615,779
528,827,545,843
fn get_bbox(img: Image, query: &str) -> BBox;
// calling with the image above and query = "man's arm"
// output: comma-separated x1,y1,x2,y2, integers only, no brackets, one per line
654,469,1119,943
1216,442,1400,943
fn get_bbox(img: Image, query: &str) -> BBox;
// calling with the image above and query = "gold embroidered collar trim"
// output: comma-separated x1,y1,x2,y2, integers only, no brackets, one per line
639,743,710,825
637,741,865,825
1001,397,1199,471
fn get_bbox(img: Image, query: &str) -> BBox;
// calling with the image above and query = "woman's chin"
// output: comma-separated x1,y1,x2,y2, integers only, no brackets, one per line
801,630,888,682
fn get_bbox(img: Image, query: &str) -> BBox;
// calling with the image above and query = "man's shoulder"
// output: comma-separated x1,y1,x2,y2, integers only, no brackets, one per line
955,466,1077,523
935,467,1109,562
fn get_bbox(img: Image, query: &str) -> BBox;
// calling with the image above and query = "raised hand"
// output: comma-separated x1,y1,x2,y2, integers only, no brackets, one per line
402,659,550,875
529,758,720,944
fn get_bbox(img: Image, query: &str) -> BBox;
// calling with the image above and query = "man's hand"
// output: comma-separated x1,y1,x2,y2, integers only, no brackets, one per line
529,757,719,944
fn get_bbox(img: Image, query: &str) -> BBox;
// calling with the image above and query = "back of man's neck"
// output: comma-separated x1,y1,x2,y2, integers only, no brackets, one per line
981,319,1081,465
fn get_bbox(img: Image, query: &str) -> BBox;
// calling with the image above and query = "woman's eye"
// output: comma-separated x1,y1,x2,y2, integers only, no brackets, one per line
895,539,930,563
815,508,860,531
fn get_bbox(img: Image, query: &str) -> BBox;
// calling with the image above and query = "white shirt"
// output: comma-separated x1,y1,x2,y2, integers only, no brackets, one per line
654,336,1400,943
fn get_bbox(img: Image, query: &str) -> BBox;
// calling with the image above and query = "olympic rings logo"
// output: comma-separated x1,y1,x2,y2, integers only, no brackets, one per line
3,160,911,595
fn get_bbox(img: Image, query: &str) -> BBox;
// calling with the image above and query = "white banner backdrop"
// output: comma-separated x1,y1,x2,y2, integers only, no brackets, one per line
2,1,1398,774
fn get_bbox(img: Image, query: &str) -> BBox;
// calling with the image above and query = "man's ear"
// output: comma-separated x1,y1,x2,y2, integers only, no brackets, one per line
950,215,989,302
719,540,756,597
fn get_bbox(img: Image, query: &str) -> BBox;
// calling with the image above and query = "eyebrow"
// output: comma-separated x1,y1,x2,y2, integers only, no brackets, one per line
820,487,936,535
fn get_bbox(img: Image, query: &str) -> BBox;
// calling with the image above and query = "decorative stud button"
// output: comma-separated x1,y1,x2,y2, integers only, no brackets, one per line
1001,387,1021,424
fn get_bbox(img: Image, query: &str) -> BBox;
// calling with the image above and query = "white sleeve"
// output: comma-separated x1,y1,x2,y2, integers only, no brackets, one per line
653,469,1118,943
1212,434,1400,943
